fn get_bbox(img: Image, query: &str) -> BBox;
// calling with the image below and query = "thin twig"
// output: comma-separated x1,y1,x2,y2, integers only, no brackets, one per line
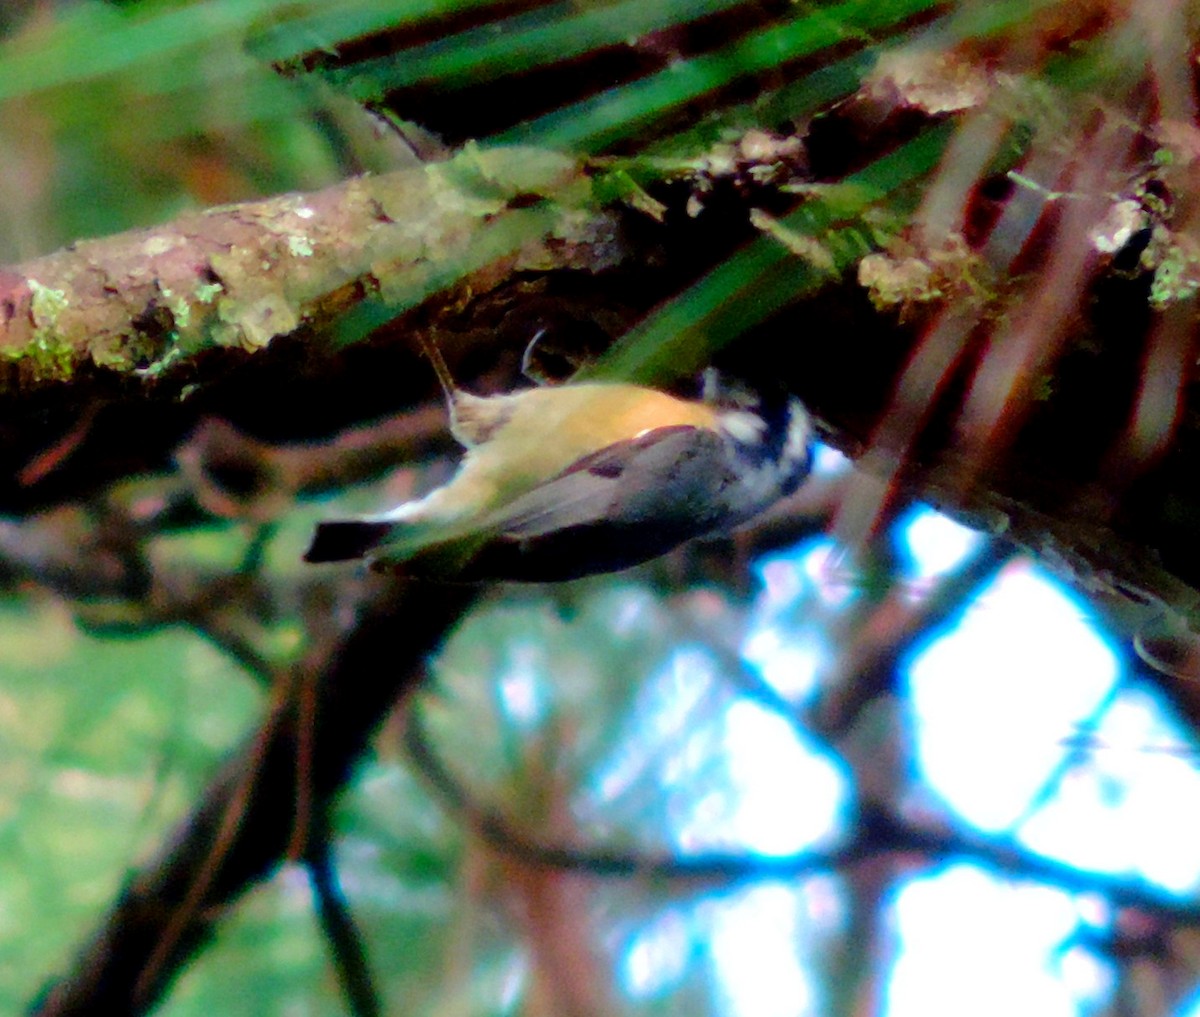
307,843,382,1017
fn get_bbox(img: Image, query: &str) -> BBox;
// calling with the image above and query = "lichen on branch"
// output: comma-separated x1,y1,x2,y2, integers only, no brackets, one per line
0,145,621,390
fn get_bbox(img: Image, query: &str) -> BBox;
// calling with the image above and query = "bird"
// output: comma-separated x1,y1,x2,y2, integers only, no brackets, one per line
303,338,812,581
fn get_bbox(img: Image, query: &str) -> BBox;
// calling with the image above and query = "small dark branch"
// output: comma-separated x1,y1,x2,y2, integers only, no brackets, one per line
176,408,453,523
30,578,477,1017
238,521,278,574
133,694,287,1002
1005,679,1126,833
406,707,1200,924
812,538,1014,735
0,492,296,688
0,505,149,601
15,403,100,487
286,667,319,863
307,842,382,1017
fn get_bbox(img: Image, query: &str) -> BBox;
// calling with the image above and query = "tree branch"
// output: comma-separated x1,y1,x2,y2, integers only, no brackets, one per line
0,146,619,392
29,578,477,1017
307,843,382,1017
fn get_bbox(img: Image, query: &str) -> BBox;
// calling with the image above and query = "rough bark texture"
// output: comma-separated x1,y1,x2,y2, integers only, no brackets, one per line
0,147,614,389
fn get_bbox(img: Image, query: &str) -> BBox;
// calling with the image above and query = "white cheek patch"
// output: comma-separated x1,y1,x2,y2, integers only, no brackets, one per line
784,401,811,461
718,410,768,445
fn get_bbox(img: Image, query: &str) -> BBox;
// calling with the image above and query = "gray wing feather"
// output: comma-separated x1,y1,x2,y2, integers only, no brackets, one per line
484,426,736,539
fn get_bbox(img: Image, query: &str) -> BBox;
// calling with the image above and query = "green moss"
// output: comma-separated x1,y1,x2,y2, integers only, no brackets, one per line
160,286,192,329
1149,241,1200,309
1,279,76,381
11,334,76,380
591,168,666,220
194,282,224,304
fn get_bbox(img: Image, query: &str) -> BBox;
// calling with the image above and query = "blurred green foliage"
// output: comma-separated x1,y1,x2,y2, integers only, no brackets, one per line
0,601,263,1011
0,0,407,261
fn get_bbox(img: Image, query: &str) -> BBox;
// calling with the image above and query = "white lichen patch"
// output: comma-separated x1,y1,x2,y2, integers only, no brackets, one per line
1089,199,1146,254
868,49,992,114
690,129,805,188
232,293,300,350
750,209,836,272
287,234,314,258
142,234,185,257
27,278,69,323
858,253,938,307
857,234,983,312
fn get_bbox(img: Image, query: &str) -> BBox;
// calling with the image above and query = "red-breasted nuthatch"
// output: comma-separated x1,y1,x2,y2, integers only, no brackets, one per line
304,343,812,581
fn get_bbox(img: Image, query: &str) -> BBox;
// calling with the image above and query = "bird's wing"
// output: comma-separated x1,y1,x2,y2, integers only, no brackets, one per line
481,425,734,538
306,425,739,580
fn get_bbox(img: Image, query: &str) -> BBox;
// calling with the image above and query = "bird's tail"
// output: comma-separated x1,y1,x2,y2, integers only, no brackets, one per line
303,515,493,578
303,520,395,563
